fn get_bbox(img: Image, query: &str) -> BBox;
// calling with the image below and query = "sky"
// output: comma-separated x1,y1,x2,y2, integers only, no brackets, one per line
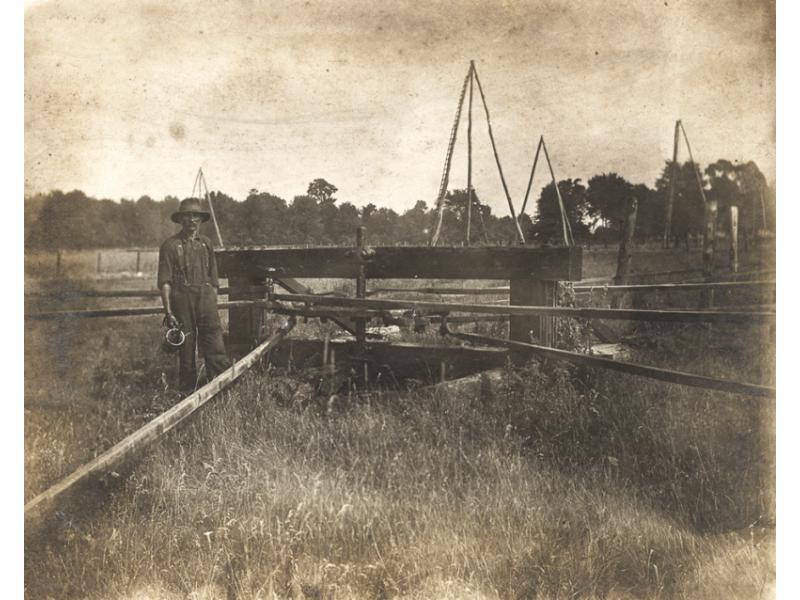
24,0,775,216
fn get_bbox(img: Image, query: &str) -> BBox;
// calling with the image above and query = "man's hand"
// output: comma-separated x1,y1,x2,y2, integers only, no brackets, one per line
164,313,180,329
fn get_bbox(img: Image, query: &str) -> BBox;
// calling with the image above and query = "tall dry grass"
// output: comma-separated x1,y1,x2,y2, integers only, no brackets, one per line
25,316,774,598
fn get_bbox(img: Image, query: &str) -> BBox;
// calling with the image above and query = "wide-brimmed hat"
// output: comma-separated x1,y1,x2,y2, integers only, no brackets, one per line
171,197,211,223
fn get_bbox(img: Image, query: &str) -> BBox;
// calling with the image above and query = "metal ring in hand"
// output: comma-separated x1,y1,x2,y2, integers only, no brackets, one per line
165,327,186,347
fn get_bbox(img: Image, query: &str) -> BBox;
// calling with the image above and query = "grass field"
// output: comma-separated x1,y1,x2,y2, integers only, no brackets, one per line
24,248,775,599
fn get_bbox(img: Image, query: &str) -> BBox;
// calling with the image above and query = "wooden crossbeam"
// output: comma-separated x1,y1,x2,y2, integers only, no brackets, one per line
217,245,582,280
271,293,776,325
445,329,774,398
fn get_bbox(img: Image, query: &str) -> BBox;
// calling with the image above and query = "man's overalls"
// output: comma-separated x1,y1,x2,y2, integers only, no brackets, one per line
160,234,231,391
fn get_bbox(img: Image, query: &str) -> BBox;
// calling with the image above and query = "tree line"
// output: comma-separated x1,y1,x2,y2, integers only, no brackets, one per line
24,160,774,250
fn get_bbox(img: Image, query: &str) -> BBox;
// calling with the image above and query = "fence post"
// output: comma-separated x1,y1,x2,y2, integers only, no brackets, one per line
228,270,265,357
614,197,638,286
729,206,739,273
702,200,719,307
354,227,368,347
509,278,556,349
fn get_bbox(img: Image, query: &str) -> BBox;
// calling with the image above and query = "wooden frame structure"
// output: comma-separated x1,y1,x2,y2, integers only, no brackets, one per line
219,229,583,352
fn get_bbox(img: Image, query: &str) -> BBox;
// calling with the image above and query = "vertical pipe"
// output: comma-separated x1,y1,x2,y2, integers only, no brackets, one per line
466,62,474,246
663,120,680,248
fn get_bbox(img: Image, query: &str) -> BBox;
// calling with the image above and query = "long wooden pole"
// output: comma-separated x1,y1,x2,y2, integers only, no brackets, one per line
663,120,680,248
24,320,296,524
272,292,775,325
471,66,526,244
445,329,774,398
466,62,474,246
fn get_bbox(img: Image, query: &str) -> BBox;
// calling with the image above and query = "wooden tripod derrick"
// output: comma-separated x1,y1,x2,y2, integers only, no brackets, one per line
429,62,526,247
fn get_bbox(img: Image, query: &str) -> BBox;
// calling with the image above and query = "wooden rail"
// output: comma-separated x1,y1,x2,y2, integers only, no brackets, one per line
24,300,269,321
271,293,776,325
444,329,775,398
24,319,296,525
366,280,775,297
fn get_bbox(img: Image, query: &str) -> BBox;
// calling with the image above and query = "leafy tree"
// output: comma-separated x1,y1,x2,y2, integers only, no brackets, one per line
586,173,633,233
529,179,590,244
307,178,338,204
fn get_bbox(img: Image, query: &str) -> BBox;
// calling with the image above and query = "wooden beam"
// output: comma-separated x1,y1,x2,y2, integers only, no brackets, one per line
24,320,296,525
446,329,774,398
271,292,776,325
217,245,582,281
25,300,269,321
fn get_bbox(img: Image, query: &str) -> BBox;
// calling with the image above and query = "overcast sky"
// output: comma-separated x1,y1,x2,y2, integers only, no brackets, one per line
24,0,774,216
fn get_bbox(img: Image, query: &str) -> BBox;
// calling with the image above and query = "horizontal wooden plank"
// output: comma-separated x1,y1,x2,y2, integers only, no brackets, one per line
217,245,582,280
24,300,267,321
446,329,774,398
574,280,775,294
24,320,296,525
272,293,776,325
24,286,266,300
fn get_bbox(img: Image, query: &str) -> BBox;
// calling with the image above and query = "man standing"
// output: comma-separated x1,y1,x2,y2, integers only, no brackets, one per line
158,198,231,392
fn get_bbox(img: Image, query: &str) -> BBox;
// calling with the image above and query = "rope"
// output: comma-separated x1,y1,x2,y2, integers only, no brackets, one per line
429,65,473,246
472,66,526,244
540,137,574,246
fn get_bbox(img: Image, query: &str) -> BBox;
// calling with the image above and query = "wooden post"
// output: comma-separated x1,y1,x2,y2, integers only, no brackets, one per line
56,250,62,276
96,252,102,274
663,120,680,248
355,227,367,346
729,205,739,273
614,197,638,286
702,200,719,308
509,279,557,348
136,250,142,273
227,271,265,355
